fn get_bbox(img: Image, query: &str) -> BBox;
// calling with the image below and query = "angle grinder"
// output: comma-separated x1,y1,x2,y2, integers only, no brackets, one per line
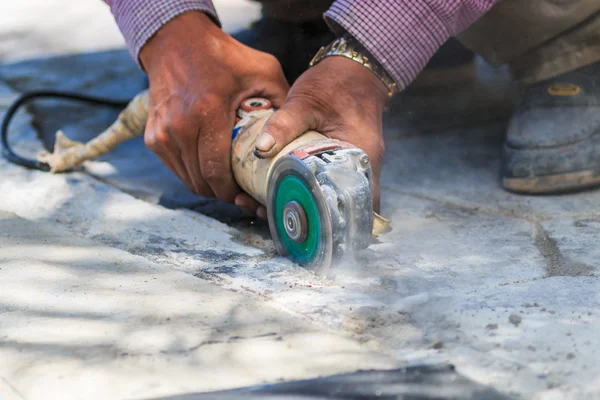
232,98,384,274
1,91,390,275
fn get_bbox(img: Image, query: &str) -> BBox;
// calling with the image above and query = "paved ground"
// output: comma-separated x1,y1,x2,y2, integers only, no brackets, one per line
2,2,600,400
0,0,259,62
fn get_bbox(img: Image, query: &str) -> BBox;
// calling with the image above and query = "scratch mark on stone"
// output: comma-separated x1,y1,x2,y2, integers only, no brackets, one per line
534,223,594,277
1,376,28,400
160,332,279,355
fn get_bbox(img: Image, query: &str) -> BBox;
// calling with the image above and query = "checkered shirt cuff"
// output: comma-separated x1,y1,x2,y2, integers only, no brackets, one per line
325,0,498,90
105,0,220,69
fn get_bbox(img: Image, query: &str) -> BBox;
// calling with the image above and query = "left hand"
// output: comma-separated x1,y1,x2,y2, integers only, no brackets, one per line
139,12,289,217
254,56,389,212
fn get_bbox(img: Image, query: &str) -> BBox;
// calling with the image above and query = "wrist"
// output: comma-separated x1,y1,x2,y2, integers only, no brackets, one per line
317,57,389,105
310,35,398,99
140,11,221,74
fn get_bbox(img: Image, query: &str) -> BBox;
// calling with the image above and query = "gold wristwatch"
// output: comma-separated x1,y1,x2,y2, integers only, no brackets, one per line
309,35,399,99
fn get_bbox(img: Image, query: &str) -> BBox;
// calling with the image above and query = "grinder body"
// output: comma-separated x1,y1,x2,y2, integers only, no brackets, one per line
231,99,375,274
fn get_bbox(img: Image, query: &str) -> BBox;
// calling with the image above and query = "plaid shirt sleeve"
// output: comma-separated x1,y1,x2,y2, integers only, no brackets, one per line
325,0,500,90
103,0,220,67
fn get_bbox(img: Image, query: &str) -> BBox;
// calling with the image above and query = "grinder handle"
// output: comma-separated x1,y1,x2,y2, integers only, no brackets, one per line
231,98,392,236
231,98,330,205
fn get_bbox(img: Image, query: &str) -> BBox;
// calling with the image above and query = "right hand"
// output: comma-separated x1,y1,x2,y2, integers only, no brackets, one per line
255,56,388,212
140,12,289,215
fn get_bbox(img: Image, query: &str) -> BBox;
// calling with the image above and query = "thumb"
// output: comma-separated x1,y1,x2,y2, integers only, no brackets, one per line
254,101,315,158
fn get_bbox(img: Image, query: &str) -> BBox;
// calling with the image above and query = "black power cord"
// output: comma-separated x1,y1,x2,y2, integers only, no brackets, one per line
1,90,130,171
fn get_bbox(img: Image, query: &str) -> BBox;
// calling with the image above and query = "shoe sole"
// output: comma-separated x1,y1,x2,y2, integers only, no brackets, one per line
503,125,600,195
503,170,600,194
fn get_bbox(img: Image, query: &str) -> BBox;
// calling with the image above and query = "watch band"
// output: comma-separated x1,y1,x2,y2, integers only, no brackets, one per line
309,35,399,99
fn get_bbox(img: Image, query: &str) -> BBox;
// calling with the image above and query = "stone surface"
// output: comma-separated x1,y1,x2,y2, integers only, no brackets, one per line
0,210,396,400
2,3,600,400
3,64,600,398
0,0,259,62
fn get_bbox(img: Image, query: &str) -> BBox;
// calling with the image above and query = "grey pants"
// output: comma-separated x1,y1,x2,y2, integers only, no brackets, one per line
257,0,600,83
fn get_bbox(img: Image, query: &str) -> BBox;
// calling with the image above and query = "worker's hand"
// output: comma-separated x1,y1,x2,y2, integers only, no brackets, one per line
255,57,388,211
140,12,289,214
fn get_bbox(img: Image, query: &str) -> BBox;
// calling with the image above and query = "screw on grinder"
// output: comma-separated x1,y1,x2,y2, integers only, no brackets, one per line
231,98,376,275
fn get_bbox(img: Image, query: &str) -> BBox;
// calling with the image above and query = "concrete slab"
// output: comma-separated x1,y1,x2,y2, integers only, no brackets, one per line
539,218,600,274
2,3,600,399
0,0,259,62
4,50,600,399
0,210,396,400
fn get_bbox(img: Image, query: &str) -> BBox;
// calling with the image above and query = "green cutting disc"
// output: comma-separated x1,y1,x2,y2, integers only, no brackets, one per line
267,156,333,272
273,175,320,264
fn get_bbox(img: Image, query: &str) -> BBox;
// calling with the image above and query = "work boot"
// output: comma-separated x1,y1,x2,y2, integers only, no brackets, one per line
232,18,335,83
503,61,600,194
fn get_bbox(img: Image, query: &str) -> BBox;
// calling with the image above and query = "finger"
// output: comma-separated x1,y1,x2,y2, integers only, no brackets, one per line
144,116,195,192
234,193,261,215
165,157,198,195
239,51,290,109
182,143,214,198
259,80,289,109
254,100,315,158
197,107,241,203
256,206,267,220
165,112,215,198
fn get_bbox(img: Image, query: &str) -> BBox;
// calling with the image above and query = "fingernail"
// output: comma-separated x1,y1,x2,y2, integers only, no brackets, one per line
256,206,267,220
255,133,276,153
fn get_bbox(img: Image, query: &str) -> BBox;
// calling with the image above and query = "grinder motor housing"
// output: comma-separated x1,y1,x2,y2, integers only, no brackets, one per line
231,98,375,275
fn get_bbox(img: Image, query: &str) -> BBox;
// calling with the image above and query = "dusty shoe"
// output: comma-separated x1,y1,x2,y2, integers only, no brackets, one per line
232,18,335,83
503,61,600,194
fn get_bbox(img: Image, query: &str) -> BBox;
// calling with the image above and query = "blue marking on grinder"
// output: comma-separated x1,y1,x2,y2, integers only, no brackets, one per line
232,126,242,141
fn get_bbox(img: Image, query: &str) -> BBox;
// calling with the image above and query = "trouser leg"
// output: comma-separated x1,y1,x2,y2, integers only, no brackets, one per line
457,0,600,83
